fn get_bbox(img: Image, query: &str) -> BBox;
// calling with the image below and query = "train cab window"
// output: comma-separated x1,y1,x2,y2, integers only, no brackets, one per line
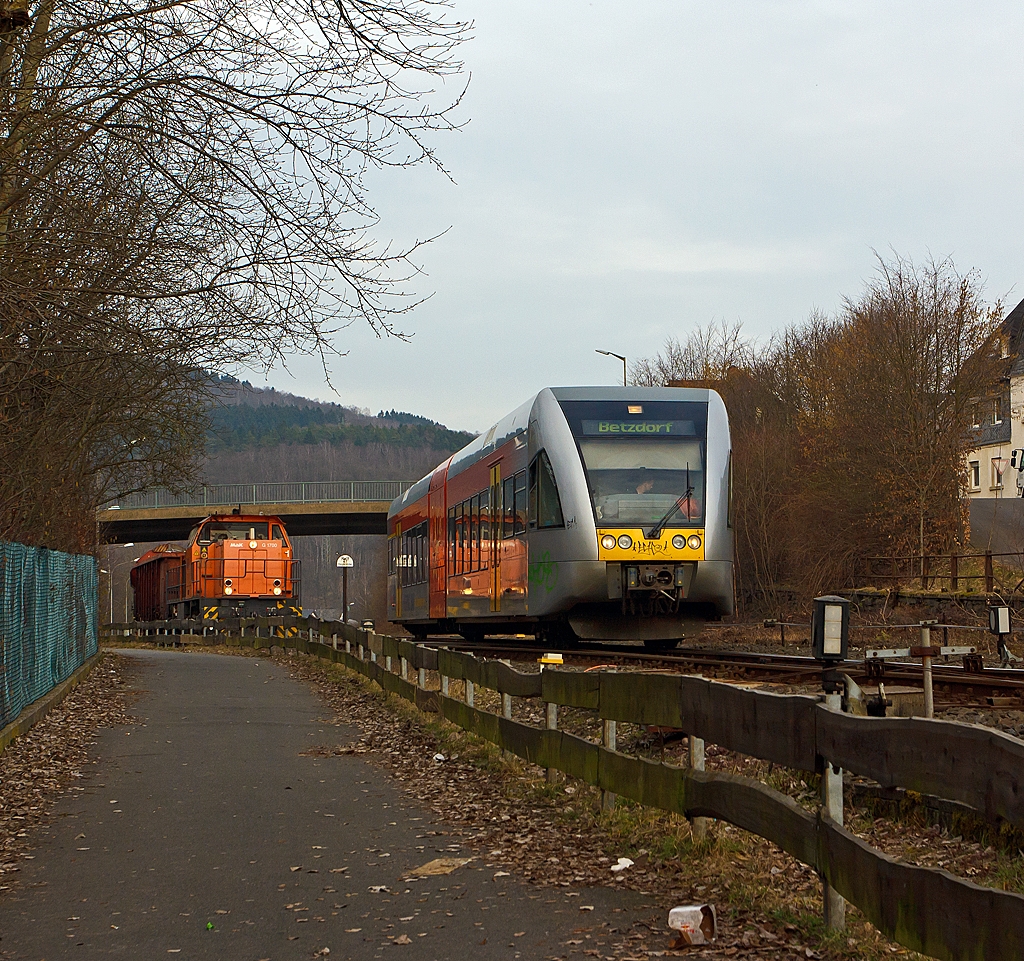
529,451,564,529
205,520,269,541
557,399,709,528
271,524,285,542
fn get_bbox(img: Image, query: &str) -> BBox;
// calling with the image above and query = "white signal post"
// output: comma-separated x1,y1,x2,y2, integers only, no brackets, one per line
336,554,353,623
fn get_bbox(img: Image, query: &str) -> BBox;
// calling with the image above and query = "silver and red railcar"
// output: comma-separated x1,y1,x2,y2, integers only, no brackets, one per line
387,386,733,646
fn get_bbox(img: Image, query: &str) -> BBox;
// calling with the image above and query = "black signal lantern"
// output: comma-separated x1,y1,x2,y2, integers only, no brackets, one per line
989,605,1011,637
812,595,850,663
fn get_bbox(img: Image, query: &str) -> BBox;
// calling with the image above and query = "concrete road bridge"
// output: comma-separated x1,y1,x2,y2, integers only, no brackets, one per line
96,481,412,543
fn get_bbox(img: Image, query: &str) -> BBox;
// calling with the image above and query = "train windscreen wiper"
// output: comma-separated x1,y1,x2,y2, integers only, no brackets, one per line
644,463,693,541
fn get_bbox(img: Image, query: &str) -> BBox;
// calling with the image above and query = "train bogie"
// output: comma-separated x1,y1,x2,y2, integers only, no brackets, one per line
388,386,734,643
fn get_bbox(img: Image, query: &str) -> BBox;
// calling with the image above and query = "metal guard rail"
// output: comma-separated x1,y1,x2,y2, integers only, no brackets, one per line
104,480,414,510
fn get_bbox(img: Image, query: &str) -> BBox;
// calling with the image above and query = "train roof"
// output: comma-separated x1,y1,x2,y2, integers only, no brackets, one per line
388,386,717,519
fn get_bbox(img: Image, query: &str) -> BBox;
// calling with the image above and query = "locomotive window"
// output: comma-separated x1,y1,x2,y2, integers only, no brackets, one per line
529,451,564,529
272,524,285,542
205,521,269,541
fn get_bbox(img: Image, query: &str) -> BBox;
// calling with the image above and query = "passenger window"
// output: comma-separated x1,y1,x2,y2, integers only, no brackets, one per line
529,452,564,529
479,489,490,566
470,495,479,570
514,470,527,535
503,477,515,538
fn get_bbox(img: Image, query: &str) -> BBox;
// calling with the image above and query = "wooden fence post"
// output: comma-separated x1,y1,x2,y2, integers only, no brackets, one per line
545,702,558,784
689,735,708,841
822,690,846,932
950,554,958,593
601,720,617,812
418,666,426,689
465,679,474,708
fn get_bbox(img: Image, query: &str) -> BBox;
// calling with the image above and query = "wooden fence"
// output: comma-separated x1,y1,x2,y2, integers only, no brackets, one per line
104,617,1024,961
856,550,1024,592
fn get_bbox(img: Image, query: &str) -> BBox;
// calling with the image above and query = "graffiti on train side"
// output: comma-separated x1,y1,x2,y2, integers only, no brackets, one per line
528,551,559,593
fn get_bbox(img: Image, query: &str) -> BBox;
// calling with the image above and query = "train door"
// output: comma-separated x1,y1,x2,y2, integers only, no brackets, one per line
489,463,501,612
428,460,449,620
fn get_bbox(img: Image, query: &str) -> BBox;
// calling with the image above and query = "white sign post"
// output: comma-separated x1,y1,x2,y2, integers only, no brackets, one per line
336,554,354,621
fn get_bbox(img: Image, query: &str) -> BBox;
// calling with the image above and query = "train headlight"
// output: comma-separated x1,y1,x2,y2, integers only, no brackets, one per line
273,579,281,587
671,534,686,549
224,578,232,587
224,586,233,595
249,540,258,549
273,587,282,595
601,534,617,550
687,535,702,550
617,534,633,550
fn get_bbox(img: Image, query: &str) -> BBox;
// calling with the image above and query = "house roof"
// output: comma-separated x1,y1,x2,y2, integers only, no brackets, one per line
1006,295,1024,378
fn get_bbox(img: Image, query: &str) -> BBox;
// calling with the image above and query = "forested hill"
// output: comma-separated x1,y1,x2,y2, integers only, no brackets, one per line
205,375,474,454
201,377,474,486
207,402,474,453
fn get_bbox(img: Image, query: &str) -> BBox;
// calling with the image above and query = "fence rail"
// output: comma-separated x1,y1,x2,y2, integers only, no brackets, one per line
106,480,414,511
103,616,1024,961
855,549,1024,592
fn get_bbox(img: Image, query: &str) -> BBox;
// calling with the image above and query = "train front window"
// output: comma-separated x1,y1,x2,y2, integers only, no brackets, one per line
200,521,270,542
558,400,708,527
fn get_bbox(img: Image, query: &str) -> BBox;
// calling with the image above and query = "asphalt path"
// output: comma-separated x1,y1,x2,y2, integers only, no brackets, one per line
0,650,656,959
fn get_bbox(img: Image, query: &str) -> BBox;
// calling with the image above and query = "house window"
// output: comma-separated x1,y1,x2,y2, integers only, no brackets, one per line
994,397,1003,425
969,461,981,490
992,458,1005,489
972,406,981,428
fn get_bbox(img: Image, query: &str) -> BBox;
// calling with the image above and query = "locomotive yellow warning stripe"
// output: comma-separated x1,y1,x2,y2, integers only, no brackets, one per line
203,606,219,620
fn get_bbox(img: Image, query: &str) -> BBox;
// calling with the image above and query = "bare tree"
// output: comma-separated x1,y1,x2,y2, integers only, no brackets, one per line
0,0,467,549
631,255,1004,608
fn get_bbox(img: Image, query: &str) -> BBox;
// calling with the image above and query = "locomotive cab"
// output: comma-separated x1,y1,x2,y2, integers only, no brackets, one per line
171,513,300,619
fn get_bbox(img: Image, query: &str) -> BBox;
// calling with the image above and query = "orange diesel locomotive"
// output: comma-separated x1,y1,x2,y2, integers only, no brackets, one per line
131,512,301,620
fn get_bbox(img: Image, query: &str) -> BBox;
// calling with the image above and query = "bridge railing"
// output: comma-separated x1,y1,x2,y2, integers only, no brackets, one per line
106,480,414,510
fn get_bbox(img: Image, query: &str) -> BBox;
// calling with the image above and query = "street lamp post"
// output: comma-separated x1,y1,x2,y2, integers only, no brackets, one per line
337,554,354,623
101,543,136,624
596,349,627,386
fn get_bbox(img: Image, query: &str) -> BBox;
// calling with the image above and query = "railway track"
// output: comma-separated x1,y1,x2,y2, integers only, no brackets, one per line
419,635,1024,697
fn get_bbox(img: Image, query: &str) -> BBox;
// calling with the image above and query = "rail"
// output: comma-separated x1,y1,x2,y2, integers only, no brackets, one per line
103,617,1024,961
856,549,1024,592
104,480,414,511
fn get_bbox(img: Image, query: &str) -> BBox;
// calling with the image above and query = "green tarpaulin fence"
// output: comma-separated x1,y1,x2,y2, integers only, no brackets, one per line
0,542,98,729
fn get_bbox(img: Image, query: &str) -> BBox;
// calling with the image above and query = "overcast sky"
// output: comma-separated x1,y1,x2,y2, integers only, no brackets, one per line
245,0,1024,433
